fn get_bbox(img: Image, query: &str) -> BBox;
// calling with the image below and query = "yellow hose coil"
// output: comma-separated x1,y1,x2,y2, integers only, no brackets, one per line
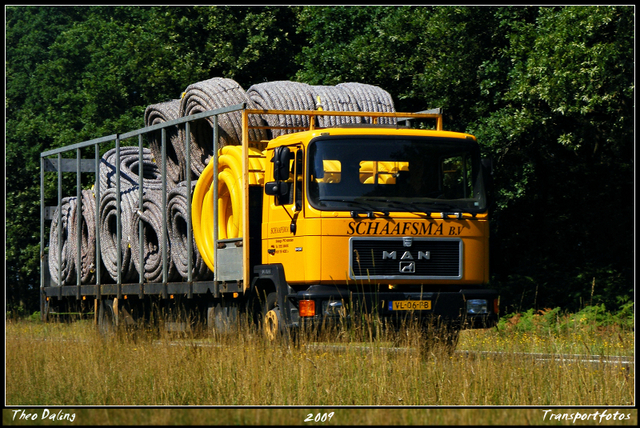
192,145,265,272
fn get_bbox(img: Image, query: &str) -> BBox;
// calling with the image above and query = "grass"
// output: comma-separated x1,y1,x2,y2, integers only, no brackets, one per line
4,305,636,424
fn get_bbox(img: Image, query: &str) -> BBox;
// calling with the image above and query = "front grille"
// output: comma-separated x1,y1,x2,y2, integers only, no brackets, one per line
349,237,462,280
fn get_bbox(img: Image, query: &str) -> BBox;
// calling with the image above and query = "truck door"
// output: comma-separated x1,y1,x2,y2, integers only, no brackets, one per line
264,144,306,282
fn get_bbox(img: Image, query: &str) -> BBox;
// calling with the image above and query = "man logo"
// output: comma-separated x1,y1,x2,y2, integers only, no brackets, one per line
399,261,415,273
382,251,430,260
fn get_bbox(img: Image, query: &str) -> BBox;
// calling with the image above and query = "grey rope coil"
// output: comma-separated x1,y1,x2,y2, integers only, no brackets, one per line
247,81,316,138
48,196,76,285
98,146,176,283
336,82,396,124
309,85,361,127
128,186,179,283
247,81,397,136
167,181,213,280
99,146,165,195
179,77,267,177
72,188,99,284
98,186,138,283
48,189,100,285
144,99,187,186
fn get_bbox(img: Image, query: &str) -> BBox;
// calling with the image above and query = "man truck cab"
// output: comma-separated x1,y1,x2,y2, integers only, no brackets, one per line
258,124,497,341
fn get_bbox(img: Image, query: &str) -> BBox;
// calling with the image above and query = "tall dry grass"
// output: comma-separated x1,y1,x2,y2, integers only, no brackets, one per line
5,309,634,408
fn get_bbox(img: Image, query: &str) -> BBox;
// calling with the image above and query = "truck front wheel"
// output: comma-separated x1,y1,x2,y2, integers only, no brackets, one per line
262,292,282,341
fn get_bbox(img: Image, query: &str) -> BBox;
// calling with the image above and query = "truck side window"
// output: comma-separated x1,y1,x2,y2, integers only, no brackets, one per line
276,146,304,208
294,149,303,210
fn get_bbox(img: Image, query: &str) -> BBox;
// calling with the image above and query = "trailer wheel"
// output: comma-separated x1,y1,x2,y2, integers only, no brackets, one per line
208,301,239,336
97,299,117,338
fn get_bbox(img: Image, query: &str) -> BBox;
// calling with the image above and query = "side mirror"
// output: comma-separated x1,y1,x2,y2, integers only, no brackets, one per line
264,181,289,196
272,146,291,181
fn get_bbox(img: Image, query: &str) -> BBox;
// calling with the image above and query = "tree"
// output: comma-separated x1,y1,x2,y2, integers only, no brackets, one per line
5,6,302,313
469,6,634,311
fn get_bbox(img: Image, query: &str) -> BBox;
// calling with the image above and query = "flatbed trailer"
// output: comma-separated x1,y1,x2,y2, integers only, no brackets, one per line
40,104,498,344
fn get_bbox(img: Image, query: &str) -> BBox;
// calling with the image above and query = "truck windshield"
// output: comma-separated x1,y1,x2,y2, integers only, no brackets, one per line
307,136,487,214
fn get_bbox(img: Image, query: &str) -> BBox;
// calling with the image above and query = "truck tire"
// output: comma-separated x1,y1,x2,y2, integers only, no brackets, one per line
208,301,239,336
262,292,282,341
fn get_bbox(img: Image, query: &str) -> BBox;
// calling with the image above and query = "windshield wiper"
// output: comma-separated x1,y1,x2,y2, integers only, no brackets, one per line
317,198,389,218
407,201,466,218
360,197,419,214
363,198,466,218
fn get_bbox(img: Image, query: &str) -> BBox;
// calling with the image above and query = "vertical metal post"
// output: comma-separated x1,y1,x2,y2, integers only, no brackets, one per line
57,153,62,287
185,122,193,284
40,157,45,319
138,134,144,286
115,136,122,298
161,128,168,287
95,144,101,299
76,148,82,298
242,109,250,291
212,115,219,291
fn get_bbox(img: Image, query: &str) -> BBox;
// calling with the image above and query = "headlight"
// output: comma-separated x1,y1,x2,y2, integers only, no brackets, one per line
322,300,344,317
467,299,488,315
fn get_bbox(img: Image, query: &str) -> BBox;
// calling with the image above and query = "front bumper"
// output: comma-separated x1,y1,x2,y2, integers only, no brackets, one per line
285,285,499,330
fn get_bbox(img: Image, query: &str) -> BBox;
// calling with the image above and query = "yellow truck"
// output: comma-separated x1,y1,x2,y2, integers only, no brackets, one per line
40,104,498,348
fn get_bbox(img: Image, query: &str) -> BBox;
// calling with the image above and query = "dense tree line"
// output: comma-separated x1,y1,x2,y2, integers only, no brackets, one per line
6,6,634,315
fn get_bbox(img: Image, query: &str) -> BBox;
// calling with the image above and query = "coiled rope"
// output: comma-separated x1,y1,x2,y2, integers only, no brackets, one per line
130,185,180,283
99,147,164,194
179,77,268,177
309,85,360,127
48,189,100,285
98,186,138,283
144,99,187,186
167,181,213,280
49,78,396,285
247,81,316,138
246,81,397,138
336,82,396,124
98,146,176,283
49,196,76,285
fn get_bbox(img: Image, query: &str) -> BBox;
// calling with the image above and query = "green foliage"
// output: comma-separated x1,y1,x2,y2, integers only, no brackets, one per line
473,6,633,312
6,6,633,314
498,303,635,336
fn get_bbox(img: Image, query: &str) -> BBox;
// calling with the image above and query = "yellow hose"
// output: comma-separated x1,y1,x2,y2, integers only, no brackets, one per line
192,146,265,272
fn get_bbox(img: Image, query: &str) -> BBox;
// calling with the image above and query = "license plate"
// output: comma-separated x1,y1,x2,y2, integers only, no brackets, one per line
389,300,432,311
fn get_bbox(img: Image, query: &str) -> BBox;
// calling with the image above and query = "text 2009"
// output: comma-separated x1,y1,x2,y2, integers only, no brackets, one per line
304,412,334,423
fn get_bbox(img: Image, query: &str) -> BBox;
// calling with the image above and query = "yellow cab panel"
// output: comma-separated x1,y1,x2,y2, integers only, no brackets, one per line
262,126,490,287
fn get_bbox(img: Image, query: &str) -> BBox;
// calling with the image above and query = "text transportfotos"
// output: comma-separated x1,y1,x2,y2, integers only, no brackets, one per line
542,409,631,423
